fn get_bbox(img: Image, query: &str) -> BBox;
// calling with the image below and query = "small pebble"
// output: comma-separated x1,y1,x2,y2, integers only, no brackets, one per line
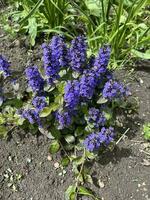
98,180,105,188
54,162,60,169
143,187,148,191
47,155,52,161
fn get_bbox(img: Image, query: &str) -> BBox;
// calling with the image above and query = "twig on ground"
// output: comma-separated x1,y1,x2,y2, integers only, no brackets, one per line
116,128,130,145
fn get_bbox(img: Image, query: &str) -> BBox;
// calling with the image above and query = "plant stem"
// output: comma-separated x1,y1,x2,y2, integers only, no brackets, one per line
59,141,70,160
75,148,86,198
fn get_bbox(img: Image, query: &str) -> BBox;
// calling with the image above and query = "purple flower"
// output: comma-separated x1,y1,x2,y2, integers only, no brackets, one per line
69,35,87,72
64,80,80,109
22,109,41,126
87,55,95,69
102,80,130,100
87,108,106,128
79,72,96,99
42,43,59,84
42,36,69,84
94,46,111,77
99,127,115,145
41,43,51,66
50,35,69,67
84,133,101,152
56,110,72,129
0,55,10,78
32,96,47,112
84,127,115,151
25,66,44,93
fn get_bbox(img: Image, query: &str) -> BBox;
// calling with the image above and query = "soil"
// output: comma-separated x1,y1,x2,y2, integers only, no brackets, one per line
0,10,150,200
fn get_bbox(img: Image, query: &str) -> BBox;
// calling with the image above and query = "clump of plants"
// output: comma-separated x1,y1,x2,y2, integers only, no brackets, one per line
0,35,131,199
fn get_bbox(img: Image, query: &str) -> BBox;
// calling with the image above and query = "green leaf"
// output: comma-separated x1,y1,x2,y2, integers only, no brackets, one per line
73,156,84,166
0,114,5,125
54,95,64,105
40,103,59,117
143,123,150,141
20,0,44,25
40,107,52,117
97,97,108,104
64,143,74,151
15,116,25,126
28,17,37,46
51,127,61,139
65,185,76,200
59,70,67,78
81,104,88,114
75,127,84,137
72,71,80,79
86,174,93,184
61,156,70,167
85,151,96,159
3,98,23,108
0,125,8,138
57,81,66,93
131,49,150,59
65,135,75,144
78,186,99,200
49,140,60,154
104,112,112,120
85,0,101,17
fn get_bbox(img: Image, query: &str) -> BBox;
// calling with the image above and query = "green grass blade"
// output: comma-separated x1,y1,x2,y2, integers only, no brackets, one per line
69,0,95,27
49,0,65,16
101,0,106,34
90,22,105,37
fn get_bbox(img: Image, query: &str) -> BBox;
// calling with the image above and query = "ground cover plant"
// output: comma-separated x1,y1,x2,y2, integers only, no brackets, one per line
0,35,134,199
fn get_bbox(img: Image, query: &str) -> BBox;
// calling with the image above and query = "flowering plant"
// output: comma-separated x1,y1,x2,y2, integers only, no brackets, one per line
20,35,129,148
0,35,130,199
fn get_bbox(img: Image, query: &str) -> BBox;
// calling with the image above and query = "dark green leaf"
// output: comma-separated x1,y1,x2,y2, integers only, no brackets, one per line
64,143,74,151
78,186,99,200
75,127,84,137
61,156,70,167
49,140,60,154
51,127,61,139
3,98,23,108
